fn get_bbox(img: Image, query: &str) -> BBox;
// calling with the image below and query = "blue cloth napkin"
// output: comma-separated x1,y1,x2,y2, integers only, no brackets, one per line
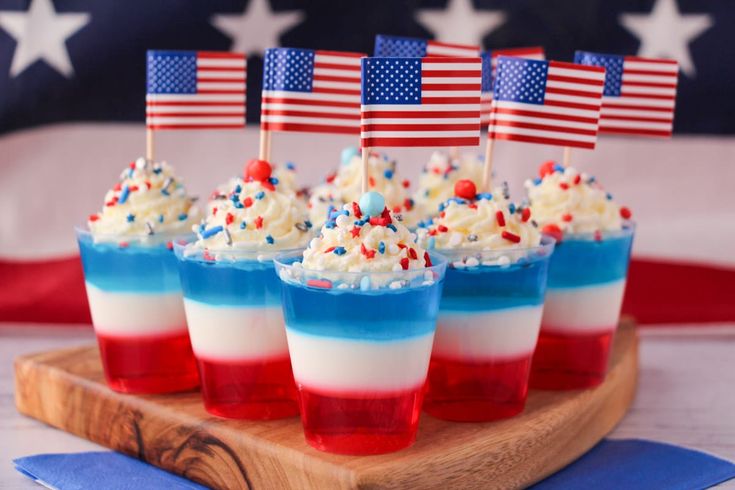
14,452,208,490
531,439,735,490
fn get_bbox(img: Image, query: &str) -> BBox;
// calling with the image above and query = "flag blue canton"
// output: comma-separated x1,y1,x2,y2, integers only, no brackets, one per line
146,51,197,94
263,48,315,92
494,58,548,105
481,52,493,92
575,51,624,96
362,58,421,105
374,35,427,57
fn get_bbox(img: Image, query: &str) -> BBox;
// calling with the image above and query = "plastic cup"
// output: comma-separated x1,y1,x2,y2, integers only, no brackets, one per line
275,252,447,455
423,237,555,421
75,228,198,394
174,244,299,420
530,225,635,390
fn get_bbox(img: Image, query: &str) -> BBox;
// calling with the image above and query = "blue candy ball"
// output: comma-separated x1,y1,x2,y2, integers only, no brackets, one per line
340,146,359,165
359,191,385,217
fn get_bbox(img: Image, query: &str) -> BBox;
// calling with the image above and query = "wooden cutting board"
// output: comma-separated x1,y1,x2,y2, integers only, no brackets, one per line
14,320,637,490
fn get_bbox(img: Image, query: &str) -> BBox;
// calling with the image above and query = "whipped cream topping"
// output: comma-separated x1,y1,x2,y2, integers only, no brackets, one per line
526,162,630,235
413,151,484,220
88,157,199,238
307,183,342,229
302,201,430,273
309,148,419,228
417,192,540,252
193,176,312,254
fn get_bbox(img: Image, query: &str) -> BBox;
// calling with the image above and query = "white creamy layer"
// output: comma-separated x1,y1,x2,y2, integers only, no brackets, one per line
285,329,433,392
183,301,289,361
85,283,187,336
433,306,543,361
541,280,626,334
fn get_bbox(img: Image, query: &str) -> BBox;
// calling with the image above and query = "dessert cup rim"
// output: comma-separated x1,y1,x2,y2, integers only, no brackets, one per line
431,234,556,260
556,221,636,242
273,249,448,279
173,240,306,263
75,225,195,243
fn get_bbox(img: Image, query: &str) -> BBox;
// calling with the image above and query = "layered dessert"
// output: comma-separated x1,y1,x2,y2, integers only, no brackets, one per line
275,191,447,454
417,179,554,421
307,147,418,229
412,150,484,222
176,159,311,419
77,157,200,393
526,161,634,389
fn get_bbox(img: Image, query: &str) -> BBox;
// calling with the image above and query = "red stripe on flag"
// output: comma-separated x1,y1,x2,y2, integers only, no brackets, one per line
362,123,480,131
311,87,361,95
422,70,483,78
491,119,597,136
196,89,246,94
546,74,605,86
422,57,481,64
146,101,243,107
489,131,596,149
601,114,673,123
544,99,602,111
362,110,480,118
546,87,607,99
262,109,359,120
197,51,246,59
313,62,361,71
493,107,598,124
262,97,357,109
146,112,245,118
602,102,673,112
598,126,672,137
421,83,481,91
261,122,359,134
147,124,245,129
421,97,480,104
361,136,479,147
312,74,361,83
196,77,246,83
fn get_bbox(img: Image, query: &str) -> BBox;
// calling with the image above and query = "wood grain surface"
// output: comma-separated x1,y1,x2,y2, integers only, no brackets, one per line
14,322,638,490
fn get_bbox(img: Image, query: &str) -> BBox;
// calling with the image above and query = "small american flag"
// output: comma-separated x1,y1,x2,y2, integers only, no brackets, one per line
361,57,482,148
146,50,246,130
575,51,679,137
481,47,545,126
260,48,366,135
488,57,605,149
374,34,480,58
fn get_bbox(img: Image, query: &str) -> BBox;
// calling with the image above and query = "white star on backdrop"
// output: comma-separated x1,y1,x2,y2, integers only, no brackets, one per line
417,0,505,47
211,0,303,56
0,0,89,78
619,0,713,78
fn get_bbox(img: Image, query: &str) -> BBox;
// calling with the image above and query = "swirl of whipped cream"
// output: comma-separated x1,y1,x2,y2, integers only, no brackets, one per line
413,151,484,219
526,163,627,235
302,201,430,273
335,150,419,228
193,177,312,254
88,157,199,238
417,193,540,252
307,182,342,229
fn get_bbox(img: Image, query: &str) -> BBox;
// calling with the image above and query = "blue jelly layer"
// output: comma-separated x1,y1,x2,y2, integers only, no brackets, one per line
548,230,634,288
177,258,280,307
280,281,444,341
440,256,550,312
77,237,180,293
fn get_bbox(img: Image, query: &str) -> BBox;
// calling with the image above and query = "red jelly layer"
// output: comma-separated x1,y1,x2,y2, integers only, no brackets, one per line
96,330,199,394
297,385,424,455
530,328,615,390
197,356,299,420
424,354,532,422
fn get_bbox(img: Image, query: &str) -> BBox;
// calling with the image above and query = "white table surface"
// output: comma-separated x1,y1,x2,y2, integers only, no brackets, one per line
2,323,735,489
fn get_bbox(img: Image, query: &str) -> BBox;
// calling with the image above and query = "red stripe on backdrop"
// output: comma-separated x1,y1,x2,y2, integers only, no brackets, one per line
1,257,733,326
622,258,735,324
0,256,90,324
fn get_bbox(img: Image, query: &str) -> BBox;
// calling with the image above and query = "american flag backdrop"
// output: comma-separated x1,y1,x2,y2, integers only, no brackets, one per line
480,46,545,126
574,51,679,137
374,34,479,58
488,57,605,149
1,0,734,327
260,48,365,135
146,51,246,130
361,57,481,147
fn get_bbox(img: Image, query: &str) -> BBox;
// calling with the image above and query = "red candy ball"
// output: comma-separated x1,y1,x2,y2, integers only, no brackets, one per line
542,224,564,243
245,159,272,182
620,206,632,220
539,160,556,178
454,179,476,200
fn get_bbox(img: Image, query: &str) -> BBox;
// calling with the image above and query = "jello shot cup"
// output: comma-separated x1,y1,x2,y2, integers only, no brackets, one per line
275,252,447,455
175,245,299,419
530,225,634,390
76,229,198,394
424,237,554,421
